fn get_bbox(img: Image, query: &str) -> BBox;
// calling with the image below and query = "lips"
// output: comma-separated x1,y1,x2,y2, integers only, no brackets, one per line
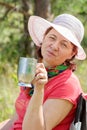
46,49,56,57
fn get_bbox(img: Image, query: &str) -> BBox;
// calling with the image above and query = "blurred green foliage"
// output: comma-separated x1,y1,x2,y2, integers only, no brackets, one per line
0,0,87,122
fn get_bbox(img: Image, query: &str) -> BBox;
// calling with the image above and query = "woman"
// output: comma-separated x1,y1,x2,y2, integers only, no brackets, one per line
22,14,86,130
0,14,86,130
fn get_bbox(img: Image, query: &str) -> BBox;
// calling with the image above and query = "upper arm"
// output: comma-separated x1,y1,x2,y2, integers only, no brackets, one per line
43,98,73,130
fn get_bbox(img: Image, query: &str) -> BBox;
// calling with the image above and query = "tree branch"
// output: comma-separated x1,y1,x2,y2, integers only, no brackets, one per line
0,1,30,16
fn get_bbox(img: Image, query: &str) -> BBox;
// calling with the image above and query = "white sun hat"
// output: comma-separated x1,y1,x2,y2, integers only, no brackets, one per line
28,14,86,60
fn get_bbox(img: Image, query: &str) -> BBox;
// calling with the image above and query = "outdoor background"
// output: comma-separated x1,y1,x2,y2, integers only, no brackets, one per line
0,0,87,122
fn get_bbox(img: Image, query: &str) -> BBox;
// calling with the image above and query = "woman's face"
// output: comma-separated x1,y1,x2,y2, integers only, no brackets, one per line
41,28,76,67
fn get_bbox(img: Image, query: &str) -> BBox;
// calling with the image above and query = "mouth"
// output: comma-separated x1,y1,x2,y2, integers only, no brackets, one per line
47,50,56,57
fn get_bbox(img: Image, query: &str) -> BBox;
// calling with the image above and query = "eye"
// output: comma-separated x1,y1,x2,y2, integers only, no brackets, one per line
49,36,55,39
61,42,68,48
48,36,56,41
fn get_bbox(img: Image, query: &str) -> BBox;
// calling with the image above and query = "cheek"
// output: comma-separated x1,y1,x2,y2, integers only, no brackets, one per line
41,41,48,53
63,51,73,60
41,44,46,57
59,50,72,59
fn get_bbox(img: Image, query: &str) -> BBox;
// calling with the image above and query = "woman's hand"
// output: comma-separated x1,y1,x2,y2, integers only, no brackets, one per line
32,63,48,90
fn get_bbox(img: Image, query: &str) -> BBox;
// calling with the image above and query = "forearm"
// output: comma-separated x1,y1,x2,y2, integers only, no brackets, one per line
22,88,45,130
22,63,48,130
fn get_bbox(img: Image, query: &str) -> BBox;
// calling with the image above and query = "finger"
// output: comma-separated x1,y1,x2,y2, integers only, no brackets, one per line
36,63,45,70
35,64,47,76
36,79,48,86
36,68,46,75
35,73,47,80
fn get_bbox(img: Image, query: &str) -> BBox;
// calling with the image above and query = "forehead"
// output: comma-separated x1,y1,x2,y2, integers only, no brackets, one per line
47,28,70,41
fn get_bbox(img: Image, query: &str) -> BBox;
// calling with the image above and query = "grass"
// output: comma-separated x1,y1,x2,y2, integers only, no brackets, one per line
75,59,87,92
0,75,19,122
0,59,87,122
0,64,19,122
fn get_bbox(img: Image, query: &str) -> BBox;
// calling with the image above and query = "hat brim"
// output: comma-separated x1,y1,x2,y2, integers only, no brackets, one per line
28,16,86,60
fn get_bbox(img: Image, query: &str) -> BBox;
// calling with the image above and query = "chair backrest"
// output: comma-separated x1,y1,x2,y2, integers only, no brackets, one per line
70,93,87,130
83,94,87,129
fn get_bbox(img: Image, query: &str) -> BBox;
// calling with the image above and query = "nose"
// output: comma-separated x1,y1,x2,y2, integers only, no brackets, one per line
51,41,59,51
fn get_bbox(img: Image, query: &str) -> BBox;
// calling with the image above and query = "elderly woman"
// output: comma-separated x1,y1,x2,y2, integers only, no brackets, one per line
0,14,86,130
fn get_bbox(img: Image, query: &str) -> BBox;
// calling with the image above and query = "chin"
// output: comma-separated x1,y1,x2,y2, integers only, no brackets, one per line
42,57,59,67
43,60,56,68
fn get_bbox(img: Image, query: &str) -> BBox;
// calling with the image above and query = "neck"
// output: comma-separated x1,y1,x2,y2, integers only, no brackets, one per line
42,60,61,68
46,64,68,78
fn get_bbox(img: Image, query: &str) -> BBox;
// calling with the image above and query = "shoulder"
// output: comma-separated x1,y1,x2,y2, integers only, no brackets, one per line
44,69,82,105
